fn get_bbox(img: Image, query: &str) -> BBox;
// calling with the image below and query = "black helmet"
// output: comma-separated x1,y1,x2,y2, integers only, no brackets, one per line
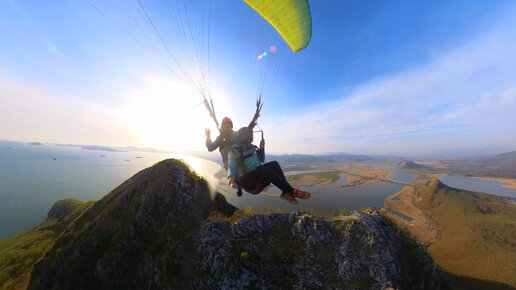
237,127,253,144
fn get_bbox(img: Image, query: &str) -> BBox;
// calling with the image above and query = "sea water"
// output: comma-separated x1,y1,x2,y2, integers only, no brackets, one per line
0,141,174,239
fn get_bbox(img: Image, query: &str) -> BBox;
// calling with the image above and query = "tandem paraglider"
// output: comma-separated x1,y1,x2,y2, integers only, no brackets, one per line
87,0,313,203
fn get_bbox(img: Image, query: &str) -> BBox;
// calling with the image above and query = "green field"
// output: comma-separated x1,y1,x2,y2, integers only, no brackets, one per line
286,170,342,184
0,199,89,290
0,220,56,290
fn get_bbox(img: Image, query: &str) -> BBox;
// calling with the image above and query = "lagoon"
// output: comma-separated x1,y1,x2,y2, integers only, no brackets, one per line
217,168,416,215
440,175,516,198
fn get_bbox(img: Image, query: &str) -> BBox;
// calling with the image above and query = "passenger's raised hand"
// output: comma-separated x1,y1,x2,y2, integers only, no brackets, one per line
205,128,211,138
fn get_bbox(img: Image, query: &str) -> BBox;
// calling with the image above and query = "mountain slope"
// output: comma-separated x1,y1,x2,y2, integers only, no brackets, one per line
414,179,516,288
28,159,441,289
29,159,218,289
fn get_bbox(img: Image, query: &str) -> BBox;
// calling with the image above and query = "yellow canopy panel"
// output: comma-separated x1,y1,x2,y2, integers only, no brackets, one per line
243,0,312,53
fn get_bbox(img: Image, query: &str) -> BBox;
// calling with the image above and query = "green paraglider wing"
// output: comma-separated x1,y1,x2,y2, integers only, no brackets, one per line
242,0,312,53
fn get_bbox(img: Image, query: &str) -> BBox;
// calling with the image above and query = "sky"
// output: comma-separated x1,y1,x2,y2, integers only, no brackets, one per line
1,0,516,156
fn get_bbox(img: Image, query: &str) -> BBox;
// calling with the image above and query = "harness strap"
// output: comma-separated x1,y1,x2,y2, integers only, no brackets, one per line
235,145,259,197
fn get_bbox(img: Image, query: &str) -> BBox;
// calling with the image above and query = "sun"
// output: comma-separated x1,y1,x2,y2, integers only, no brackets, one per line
118,77,225,151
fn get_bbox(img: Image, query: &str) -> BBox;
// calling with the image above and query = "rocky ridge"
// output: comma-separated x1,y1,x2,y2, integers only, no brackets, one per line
28,159,441,289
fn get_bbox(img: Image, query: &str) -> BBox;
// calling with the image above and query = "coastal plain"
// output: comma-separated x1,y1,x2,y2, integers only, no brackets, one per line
286,163,392,188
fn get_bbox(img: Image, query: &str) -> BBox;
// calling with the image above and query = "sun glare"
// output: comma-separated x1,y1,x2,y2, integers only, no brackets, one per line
118,78,220,151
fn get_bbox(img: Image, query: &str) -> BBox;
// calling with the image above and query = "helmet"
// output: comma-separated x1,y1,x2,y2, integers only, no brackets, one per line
237,127,253,144
221,117,233,128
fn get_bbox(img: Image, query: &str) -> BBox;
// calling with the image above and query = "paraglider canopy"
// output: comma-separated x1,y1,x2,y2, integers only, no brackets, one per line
242,0,312,52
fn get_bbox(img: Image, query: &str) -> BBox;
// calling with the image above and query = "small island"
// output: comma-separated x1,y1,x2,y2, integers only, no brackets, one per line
29,142,43,146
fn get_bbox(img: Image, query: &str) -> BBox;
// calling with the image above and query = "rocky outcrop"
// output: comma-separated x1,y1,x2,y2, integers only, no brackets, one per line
196,212,438,289
29,159,441,289
47,198,85,221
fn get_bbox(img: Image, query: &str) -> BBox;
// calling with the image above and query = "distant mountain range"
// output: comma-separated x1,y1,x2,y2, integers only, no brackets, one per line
433,151,516,178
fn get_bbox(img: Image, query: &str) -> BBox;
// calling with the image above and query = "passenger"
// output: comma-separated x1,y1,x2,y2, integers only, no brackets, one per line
227,127,311,204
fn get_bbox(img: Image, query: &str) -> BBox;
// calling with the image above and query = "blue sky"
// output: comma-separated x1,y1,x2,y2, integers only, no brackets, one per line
1,0,515,156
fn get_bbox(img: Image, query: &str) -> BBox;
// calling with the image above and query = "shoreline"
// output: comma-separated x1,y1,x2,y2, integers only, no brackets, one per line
383,185,438,244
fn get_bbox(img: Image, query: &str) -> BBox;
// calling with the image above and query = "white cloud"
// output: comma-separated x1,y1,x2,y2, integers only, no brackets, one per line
0,72,140,146
263,14,516,155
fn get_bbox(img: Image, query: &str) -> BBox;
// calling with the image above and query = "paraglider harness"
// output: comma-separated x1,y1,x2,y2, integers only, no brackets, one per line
234,130,265,197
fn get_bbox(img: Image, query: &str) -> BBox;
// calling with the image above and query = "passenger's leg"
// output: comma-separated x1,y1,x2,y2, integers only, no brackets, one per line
268,161,287,179
258,162,294,194
266,161,310,199
239,169,268,193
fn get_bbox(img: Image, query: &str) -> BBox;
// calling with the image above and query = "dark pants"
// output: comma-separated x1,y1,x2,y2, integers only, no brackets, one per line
239,161,294,194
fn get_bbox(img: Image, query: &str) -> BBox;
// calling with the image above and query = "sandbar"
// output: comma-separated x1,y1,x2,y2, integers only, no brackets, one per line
478,177,516,190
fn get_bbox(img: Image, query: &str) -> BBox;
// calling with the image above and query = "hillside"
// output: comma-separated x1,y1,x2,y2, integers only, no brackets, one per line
413,179,515,288
5,159,440,289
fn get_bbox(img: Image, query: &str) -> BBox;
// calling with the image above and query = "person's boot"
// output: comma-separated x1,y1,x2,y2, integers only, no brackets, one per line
280,193,299,205
293,188,311,199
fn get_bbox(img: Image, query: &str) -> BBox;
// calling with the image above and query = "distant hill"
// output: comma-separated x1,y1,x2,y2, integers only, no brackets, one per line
398,160,425,170
438,150,516,178
269,153,377,164
185,151,382,170
482,150,516,164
